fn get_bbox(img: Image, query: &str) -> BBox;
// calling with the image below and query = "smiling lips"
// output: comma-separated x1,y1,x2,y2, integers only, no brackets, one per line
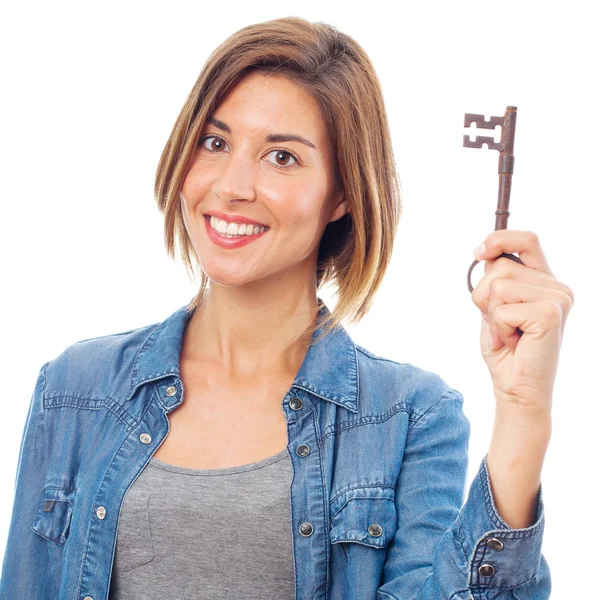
205,209,269,228
204,215,269,249
209,215,268,237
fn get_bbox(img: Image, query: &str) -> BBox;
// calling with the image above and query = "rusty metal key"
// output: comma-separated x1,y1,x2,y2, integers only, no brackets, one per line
464,105,524,293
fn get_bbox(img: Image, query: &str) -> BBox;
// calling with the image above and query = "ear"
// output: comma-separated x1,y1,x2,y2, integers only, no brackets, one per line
329,190,349,224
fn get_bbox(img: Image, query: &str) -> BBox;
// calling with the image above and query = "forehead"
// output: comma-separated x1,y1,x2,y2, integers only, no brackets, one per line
212,72,327,143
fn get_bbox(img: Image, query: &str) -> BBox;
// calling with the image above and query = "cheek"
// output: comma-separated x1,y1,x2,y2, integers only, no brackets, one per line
181,160,213,199
272,182,330,228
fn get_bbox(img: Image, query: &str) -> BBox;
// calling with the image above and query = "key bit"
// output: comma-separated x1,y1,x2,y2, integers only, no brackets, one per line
463,105,524,293
463,114,504,150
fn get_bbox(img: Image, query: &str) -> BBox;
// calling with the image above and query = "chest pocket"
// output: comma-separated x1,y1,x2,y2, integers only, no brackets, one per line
31,485,74,546
113,489,154,572
329,486,397,550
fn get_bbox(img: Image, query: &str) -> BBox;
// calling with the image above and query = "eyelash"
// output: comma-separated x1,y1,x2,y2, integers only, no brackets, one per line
197,134,300,169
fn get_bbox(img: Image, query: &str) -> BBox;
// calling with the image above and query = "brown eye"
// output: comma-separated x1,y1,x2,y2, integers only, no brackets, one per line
266,149,298,168
199,135,226,152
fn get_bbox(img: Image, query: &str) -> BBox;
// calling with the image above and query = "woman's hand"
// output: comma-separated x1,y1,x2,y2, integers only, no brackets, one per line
470,229,574,414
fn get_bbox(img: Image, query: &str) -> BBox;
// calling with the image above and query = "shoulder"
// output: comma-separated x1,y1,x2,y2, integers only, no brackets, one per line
354,342,463,421
42,319,161,402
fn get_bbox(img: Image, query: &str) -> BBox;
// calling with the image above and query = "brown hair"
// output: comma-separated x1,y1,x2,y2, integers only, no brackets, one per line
154,17,401,345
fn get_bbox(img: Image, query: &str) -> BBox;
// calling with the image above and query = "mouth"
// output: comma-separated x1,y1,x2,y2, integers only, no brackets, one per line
203,215,269,249
203,210,269,229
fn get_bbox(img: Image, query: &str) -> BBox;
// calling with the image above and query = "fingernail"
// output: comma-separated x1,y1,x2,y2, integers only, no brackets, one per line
474,243,486,260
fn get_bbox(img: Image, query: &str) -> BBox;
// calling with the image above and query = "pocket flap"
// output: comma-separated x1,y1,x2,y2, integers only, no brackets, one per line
330,488,397,549
31,486,73,546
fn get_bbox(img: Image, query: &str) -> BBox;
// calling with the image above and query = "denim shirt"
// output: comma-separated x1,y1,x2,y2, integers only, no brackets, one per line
0,299,550,600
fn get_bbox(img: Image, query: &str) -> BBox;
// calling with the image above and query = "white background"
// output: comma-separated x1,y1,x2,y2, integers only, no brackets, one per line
1,0,598,595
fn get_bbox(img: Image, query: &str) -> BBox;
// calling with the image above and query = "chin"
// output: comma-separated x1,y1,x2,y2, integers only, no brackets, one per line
200,262,260,288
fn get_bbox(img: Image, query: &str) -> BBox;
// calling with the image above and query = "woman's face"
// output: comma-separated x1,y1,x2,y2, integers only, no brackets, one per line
180,71,348,290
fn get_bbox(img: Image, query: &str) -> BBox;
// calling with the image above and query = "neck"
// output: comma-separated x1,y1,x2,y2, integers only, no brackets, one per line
182,283,321,379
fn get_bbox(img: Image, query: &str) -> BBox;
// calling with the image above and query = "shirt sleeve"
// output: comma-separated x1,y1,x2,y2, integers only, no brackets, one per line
0,362,55,600
376,387,551,600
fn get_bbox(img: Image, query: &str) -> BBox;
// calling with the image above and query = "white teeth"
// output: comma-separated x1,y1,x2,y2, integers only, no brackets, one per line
209,216,267,237
226,222,237,235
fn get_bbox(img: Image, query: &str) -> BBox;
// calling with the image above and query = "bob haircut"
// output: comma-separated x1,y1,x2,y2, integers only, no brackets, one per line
155,16,401,345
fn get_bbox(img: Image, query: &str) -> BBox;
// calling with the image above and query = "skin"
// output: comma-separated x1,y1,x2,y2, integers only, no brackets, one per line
179,71,348,380
471,230,574,527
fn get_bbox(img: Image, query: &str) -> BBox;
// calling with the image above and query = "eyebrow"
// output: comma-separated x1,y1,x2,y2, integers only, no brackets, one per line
207,117,317,150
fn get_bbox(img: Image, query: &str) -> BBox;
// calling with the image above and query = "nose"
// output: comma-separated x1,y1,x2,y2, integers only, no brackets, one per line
211,147,257,203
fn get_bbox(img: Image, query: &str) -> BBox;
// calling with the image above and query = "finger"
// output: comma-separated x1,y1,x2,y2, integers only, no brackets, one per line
474,230,554,277
487,278,572,351
489,301,564,373
479,313,513,357
472,259,572,317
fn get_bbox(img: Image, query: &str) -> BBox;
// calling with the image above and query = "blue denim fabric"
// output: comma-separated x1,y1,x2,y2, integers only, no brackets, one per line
0,299,550,599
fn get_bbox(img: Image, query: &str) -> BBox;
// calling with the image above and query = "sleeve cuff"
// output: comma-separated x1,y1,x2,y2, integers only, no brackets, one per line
455,453,546,589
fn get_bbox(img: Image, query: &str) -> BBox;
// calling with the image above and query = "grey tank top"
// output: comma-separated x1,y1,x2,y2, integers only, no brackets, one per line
108,447,295,600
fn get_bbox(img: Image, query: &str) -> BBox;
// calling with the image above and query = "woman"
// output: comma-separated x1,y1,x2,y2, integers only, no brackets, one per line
0,17,572,600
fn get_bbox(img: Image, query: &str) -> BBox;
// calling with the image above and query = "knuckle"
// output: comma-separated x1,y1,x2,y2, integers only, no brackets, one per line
545,302,563,321
490,272,511,295
562,283,575,305
496,258,513,273
559,289,574,313
489,277,506,295
471,286,484,309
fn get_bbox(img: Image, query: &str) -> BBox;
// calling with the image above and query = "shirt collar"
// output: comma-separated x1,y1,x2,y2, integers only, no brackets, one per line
130,297,359,413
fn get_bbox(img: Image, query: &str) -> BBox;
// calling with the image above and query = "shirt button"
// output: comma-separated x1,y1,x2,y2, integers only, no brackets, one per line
296,444,310,457
289,397,303,410
84,596,93,600
368,523,383,537
165,385,177,396
487,537,504,550
96,506,106,520
479,564,496,577
299,522,313,537
139,433,152,444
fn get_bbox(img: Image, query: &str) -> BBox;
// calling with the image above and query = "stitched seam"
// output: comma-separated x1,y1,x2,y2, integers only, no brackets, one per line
332,539,388,550
292,382,349,404
72,328,141,345
45,391,121,401
129,321,162,386
40,362,48,452
30,525,65,546
467,542,539,590
355,346,408,366
411,387,457,428
311,402,329,600
44,399,104,409
450,590,474,600
479,455,544,537
42,395,136,428
119,493,155,572
329,483,395,506
42,485,73,492
331,496,394,521
322,403,410,441
453,528,470,570
104,402,137,428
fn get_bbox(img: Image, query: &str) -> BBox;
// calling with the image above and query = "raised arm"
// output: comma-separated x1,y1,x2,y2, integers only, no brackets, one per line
376,387,550,600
